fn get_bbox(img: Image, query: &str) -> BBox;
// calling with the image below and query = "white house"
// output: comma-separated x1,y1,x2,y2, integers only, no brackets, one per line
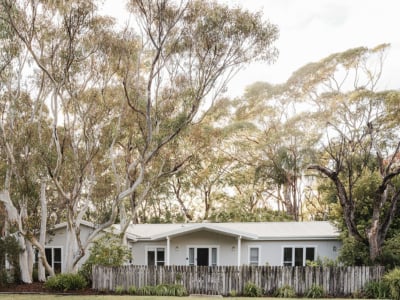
45,221,341,273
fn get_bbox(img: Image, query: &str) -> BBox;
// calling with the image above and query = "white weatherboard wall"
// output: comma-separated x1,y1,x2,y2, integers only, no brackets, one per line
130,231,239,266
45,224,95,272
129,230,341,266
241,240,341,266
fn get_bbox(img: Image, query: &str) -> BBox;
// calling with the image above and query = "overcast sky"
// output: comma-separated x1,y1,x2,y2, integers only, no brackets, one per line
103,0,400,97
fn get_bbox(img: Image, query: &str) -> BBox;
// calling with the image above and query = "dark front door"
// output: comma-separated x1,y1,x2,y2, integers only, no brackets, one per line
197,248,209,266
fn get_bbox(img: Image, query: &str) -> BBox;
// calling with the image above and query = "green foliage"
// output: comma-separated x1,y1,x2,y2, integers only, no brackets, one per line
229,290,238,297
362,280,390,299
275,285,296,298
0,270,10,287
44,273,87,291
383,268,400,300
379,232,400,268
134,284,187,296
78,233,131,283
305,284,325,298
243,282,262,297
175,272,183,282
115,285,125,294
0,235,22,285
306,257,338,267
127,286,136,295
136,285,155,296
338,235,371,266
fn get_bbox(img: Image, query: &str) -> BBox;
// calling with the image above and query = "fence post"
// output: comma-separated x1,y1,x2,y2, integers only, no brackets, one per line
91,265,384,296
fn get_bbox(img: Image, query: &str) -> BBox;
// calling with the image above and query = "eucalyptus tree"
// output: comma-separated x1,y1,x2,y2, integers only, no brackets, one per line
0,0,124,274
291,44,400,262
109,0,279,224
227,81,320,221
1,0,279,275
0,9,56,281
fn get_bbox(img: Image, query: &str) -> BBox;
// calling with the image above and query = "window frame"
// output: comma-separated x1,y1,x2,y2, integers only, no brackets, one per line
248,246,261,266
187,245,219,266
281,246,317,266
145,246,166,266
42,246,63,274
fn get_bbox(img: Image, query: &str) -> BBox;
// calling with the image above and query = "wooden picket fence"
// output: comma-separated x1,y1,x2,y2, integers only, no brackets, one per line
92,265,385,296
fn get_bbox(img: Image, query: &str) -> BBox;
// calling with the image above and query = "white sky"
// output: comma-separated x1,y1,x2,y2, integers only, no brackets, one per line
102,0,400,97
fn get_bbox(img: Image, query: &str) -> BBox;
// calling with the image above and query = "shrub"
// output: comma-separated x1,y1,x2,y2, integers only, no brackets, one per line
155,284,169,296
243,282,262,297
44,273,87,291
152,284,186,296
305,284,325,298
115,285,125,294
136,285,155,296
78,233,131,284
275,285,296,298
363,280,389,299
383,268,400,300
170,284,187,296
229,290,238,297
0,235,22,284
127,286,136,295
0,270,10,287
306,257,338,267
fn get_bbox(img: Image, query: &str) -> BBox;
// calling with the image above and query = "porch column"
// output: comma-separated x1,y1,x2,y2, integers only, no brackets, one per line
237,236,242,267
166,236,170,266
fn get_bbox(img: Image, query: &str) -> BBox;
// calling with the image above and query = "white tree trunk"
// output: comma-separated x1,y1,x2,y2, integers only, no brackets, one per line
0,191,32,283
26,240,34,278
38,180,48,281
65,221,79,273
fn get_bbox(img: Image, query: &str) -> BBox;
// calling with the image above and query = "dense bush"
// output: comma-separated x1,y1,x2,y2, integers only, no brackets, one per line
115,285,125,294
362,280,390,299
275,285,296,298
0,235,22,285
243,282,262,297
78,233,131,284
127,285,136,295
135,285,155,296
383,268,400,300
305,284,325,298
44,273,87,291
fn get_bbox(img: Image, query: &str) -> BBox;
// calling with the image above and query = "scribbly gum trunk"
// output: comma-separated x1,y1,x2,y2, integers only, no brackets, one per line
0,191,32,283
38,180,48,281
65,220,79,273
367,218,381,263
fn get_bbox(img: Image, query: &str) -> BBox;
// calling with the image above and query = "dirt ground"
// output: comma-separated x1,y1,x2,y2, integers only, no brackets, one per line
0,282,105,295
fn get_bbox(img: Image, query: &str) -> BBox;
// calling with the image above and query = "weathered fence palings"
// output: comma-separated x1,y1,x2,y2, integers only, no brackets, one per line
92,265,384,296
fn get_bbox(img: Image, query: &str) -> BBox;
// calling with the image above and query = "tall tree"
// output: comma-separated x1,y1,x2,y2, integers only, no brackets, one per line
298,44,400,262
1,0,279,276
108,0,279,225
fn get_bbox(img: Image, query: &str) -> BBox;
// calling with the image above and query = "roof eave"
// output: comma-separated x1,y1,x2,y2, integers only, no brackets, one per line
149,225,258,241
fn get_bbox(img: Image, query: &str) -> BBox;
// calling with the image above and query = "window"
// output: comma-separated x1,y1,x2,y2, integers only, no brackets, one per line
189,248,195,266
147,247,165,266
211,248,217,266
188,246,218,266
283,247,316,266
44,247,62,274
249,247,260,266
283,247,293,266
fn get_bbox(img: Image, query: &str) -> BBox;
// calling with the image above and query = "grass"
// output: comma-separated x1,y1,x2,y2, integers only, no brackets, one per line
0,296,366,300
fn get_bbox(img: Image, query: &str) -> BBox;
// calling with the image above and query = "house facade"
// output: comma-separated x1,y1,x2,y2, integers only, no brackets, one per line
45,221,341,273
126,222,341,267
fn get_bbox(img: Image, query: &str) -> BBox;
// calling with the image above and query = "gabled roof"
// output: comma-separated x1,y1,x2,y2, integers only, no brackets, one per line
52,220,139,241
123,221,339,241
